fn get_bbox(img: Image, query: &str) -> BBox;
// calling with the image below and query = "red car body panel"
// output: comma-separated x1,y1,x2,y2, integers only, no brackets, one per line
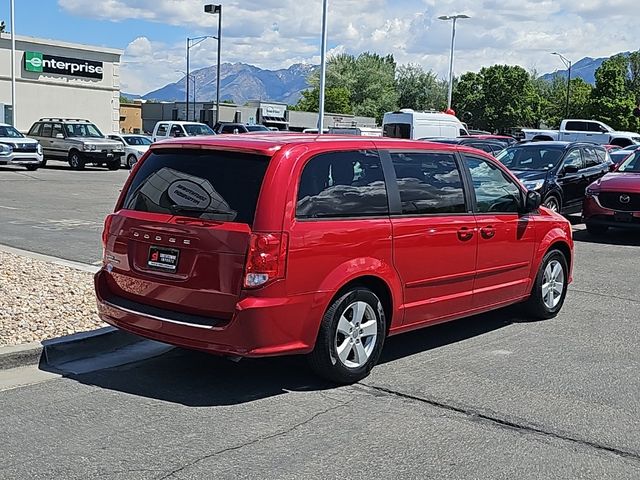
95,135,574,358
583,172,640,229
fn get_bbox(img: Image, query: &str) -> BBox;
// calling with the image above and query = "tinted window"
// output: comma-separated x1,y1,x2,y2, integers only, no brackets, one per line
563,149,583,169
296,150,388,219
41,123,53,137
170,125,184,137
184,124,215,136
123,136,152,145
123,149,270,226
0,126,23,138
618,152,640,172
28,123,42,136
221,125,240,134
390,152,466,215
156,124,168,136
587,122,604,133
469,142,494,154
583,147,600,168
465,156,521,213
565,121,587,131
383,123,411,139
496,145,564,171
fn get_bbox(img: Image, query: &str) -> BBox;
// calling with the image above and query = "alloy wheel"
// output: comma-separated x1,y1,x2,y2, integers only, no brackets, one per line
334,301,378,369
542,259,565,309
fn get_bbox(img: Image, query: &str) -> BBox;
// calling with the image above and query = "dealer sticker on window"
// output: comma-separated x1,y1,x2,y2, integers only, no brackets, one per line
147,246,180,272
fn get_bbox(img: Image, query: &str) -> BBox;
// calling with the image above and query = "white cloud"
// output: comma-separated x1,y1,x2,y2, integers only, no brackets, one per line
59,0,640,94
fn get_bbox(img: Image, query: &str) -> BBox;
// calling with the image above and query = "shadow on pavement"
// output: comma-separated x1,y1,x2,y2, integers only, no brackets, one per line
573,228,640,247
57,308,520,407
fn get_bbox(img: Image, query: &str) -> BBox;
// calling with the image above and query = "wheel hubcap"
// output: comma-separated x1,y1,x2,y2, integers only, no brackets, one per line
542,259,565,309
545,198,558,212
334,301,378,369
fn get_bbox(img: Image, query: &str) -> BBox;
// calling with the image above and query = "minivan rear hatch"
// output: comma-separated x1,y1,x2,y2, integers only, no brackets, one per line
103,147,271,322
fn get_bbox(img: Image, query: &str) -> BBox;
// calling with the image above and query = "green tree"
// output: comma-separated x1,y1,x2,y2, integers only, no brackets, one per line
590,54,636,130
453,65,542,132
536,76,593,128
291,86,352,114
119,95,132,104
396,64,447,111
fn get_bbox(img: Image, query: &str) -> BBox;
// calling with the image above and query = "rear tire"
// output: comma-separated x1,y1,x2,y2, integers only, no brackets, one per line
308,288,386,384
543,194,561,213
524,250,569,320
107,160,119,171
69,151,85,170
25,165,38,171
586,223,608,235
126,154,137,169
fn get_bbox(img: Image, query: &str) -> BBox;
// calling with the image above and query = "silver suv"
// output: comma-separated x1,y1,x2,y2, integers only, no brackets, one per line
27,118,125,170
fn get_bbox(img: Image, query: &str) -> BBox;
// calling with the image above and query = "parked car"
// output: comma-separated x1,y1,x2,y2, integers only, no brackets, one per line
460,134,518,148
424,138,506,156
108,134,152,169
95,134,574,384
523,119,640,147
609,148,637,168
0,123,43,171
214,123,271,134
583,149,640,234
496,141,612,213
28,118,124,170
152,121,215,142
382,109,469,139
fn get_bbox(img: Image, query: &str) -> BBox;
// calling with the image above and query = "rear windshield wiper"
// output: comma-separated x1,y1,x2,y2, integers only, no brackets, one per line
170,204,236,216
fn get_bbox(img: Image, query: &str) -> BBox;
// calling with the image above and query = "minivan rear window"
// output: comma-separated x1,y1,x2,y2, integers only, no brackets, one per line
122,149,270,226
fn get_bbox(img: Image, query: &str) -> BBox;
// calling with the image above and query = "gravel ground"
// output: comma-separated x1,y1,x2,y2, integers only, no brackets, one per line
0,251,105,346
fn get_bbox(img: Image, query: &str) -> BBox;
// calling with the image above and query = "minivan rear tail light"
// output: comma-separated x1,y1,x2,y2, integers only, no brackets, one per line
244,232,288,288
101,214,115,259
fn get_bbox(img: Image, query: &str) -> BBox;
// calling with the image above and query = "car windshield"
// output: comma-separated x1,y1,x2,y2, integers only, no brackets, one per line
618,152,640,172
183,124,215,136
496,145,565,171
0,126,24,138
124,136,152,146
65,123,104,138
246,125,269,132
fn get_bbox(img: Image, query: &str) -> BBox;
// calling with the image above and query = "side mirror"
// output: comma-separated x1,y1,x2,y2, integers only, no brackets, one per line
55,133,64,139
524,190,542,212
562,164,579,175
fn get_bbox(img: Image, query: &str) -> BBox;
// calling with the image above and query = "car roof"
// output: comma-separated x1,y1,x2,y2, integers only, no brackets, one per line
513,141,601,149
150,134,467,156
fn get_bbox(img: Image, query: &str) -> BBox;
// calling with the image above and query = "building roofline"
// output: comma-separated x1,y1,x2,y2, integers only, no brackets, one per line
0,33,123,56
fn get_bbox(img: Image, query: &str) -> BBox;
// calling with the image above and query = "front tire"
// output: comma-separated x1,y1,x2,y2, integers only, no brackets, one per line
524,250,569,320
308,288,386,384
68,151,85,170
107,160,119,171
126,154,137,169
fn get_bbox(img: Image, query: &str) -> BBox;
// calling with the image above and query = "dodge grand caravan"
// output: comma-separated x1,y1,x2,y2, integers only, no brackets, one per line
95,135,574,383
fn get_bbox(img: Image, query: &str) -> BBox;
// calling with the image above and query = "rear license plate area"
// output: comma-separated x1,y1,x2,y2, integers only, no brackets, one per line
147,246,180,272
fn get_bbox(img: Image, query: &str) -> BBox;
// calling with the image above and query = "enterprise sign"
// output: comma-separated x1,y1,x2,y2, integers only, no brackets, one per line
24,51,104,80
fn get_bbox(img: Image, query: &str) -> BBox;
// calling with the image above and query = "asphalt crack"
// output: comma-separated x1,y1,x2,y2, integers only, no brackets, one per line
358,383,640,463
571,288,640,305
157,398,354,479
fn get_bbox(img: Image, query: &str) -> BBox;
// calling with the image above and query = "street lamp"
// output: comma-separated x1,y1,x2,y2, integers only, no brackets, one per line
176,70,197,121
317,0,329,134
186,35,215,122
438,14,470,111
10,0,16,126
552,52,572,118
204,4,222,124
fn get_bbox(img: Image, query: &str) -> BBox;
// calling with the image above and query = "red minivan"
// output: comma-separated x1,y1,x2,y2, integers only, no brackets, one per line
95,135,574,383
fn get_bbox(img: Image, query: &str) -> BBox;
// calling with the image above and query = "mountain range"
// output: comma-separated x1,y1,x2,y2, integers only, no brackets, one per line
124,52,629,105
124,62,317,105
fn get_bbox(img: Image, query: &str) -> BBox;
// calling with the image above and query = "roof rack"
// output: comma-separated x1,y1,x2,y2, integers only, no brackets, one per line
38,118,90,122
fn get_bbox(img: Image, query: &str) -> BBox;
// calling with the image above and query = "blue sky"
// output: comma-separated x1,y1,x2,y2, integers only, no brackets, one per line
0,1,636,95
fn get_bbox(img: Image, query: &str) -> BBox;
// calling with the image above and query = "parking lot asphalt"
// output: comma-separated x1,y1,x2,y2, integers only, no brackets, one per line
1,165,640,479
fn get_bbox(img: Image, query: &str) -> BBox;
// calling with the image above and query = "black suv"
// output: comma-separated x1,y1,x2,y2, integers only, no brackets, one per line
496,141,612,213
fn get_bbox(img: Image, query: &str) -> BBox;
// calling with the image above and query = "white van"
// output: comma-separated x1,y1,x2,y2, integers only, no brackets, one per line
382,109,469,140
152,121,215,142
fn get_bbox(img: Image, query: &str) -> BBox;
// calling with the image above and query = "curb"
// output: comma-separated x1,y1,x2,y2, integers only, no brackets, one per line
0,327,143,371
0,244,100,273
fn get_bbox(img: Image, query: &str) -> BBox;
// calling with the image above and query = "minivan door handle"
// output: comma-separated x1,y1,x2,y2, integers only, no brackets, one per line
480,226,496,239
457,227,475,241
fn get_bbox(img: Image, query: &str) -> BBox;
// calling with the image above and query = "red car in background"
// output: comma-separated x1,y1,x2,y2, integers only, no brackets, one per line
95,135,574,383
583,149,640,234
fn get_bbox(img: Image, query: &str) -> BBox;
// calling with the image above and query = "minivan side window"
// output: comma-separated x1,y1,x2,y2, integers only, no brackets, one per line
464,156,521,214
156,124,168,137
296,151,388,219
390,151,466,215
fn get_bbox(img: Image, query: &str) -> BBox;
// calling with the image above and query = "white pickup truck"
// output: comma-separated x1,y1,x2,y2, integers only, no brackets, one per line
522,119,640,147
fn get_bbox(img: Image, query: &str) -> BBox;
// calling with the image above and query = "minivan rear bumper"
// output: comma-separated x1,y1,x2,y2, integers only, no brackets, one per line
95,269,325,358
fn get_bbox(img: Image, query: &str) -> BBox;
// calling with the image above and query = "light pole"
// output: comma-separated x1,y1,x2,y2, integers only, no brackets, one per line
439,14,470,111
186,35,215,122
317,0,329,134
10,0,16,126
552,52,572,118
204,4,222,124
176,70,196,121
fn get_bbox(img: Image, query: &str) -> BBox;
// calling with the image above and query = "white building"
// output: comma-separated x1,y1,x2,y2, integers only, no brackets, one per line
0,34,122,133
